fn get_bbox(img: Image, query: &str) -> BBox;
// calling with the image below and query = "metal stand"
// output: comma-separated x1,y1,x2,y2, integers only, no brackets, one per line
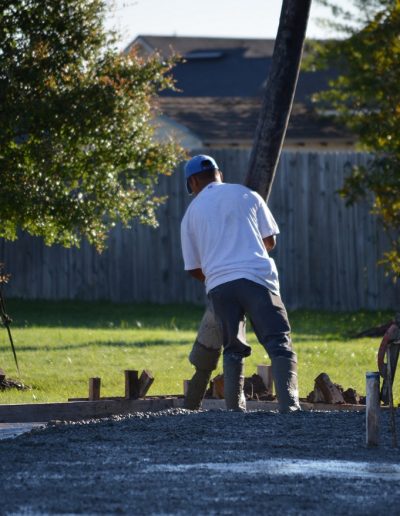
386,343,398,448
378,314,400,448
0,286,20,377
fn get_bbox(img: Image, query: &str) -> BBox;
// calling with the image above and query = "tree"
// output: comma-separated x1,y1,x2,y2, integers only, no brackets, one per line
309,0,400,277
0,0,183,251
245,0,312,200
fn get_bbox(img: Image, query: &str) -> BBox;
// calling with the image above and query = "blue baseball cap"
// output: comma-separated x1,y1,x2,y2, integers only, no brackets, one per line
184,154,219,194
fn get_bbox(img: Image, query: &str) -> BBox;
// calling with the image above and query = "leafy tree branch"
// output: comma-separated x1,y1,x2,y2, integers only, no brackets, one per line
0,0,184,251
309,0,400,277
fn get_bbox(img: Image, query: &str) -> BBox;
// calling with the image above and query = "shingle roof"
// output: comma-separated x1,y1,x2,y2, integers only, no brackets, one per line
158,97,347,145
130,36,353,144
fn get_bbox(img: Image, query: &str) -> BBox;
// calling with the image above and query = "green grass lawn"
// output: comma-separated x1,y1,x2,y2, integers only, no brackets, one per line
0,300,395,404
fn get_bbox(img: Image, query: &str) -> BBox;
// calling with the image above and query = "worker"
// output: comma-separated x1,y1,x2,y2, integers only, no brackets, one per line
183,303,223,410
180,155,300,413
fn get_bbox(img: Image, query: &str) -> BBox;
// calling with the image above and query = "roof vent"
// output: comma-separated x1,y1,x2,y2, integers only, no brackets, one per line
184,51,224,60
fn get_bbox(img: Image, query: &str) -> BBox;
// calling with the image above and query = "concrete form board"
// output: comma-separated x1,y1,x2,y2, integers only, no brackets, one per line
0,398,180,423
0,398,376,423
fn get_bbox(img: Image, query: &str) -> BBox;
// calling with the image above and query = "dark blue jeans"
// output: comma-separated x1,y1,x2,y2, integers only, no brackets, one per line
208,278,294,360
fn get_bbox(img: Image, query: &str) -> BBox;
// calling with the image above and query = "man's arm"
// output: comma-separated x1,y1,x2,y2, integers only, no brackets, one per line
263,235,276,252
188,268,205,282
255,193,280,253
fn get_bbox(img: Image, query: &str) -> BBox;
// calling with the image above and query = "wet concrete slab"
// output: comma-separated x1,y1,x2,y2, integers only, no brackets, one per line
147,457,400,480
0,422,45,440
0,409,399,514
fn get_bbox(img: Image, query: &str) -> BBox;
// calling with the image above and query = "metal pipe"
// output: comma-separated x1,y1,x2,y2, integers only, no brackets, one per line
366,371,380,447
387,345,398,448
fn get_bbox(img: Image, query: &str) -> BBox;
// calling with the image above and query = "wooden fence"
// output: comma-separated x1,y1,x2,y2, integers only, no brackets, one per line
0,150,398,310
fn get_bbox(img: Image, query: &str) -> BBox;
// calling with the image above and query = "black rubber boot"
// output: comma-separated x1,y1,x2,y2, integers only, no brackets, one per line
184,368,212,410
223,354,246,412
271,355,301,413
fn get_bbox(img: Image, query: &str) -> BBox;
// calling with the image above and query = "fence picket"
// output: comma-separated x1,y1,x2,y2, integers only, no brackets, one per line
0,151,397,310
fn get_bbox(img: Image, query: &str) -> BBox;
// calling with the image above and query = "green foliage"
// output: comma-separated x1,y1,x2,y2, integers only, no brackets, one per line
310,0,400,277
0,0,184,250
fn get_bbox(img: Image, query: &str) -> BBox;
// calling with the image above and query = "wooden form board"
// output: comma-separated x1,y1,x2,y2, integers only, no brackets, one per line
0,398,181,423
0,397,382,423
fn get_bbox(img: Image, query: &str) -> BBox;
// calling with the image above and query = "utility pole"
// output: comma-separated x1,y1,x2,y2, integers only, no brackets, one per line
245,0,312,200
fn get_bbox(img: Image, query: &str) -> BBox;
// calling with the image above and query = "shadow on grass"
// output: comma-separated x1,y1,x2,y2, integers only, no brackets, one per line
289,310,393,341
12,339,192,353
6,299,204,330
4,299,393,341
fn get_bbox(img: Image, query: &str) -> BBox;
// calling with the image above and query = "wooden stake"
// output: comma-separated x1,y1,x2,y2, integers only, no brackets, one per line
88,377,101,401
366,371,380,447
138,370,154,398
125,370,140,399
257,365,273,395
315,373,345,404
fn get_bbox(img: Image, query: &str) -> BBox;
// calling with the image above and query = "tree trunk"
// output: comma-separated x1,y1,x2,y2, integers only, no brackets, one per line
244,0,312,200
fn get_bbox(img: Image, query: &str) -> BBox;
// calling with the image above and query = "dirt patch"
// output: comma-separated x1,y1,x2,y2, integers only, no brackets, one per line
0,409,399,514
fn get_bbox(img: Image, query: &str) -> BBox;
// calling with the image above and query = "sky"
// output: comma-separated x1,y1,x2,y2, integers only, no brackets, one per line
105,0,348,50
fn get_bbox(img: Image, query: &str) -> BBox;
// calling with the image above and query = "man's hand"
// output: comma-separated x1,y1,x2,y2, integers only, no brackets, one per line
263,235,276,252
188,268,205,282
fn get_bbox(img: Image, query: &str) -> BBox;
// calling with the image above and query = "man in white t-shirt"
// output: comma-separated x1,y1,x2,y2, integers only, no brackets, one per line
181,154,300,413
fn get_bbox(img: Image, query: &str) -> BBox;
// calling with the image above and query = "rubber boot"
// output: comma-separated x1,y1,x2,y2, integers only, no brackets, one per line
271,355,301,413
223,354,246,412
184,368,212,410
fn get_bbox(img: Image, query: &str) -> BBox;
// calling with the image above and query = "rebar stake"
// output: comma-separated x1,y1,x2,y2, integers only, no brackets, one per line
387,345,398,448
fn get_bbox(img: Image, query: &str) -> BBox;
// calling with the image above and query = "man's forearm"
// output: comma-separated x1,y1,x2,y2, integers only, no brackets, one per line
188,268,205,282
263,235,276,252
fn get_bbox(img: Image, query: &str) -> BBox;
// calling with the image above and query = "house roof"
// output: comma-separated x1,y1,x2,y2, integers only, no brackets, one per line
158,97,347,145
128,35,277,58
129,35,353,145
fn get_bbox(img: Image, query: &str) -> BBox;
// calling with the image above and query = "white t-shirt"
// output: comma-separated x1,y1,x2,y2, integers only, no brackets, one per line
181,182,281,294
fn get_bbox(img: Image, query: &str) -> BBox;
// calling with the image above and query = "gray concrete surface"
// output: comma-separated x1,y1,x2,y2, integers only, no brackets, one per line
0,409,399,515
0,422,45,440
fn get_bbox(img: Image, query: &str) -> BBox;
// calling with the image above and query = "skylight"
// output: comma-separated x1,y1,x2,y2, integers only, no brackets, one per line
184,51,224,59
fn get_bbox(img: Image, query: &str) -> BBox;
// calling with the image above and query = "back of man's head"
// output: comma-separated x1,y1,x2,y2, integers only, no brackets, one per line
184,155,220,194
